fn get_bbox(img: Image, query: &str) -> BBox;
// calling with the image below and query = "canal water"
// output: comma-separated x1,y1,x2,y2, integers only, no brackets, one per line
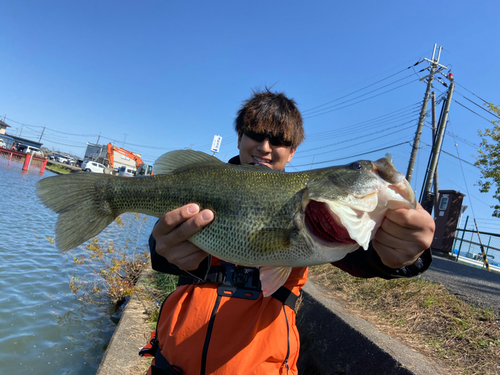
0,159,154,374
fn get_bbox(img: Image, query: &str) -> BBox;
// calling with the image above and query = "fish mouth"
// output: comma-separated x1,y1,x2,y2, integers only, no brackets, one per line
373,158,416,207
304,200,357,245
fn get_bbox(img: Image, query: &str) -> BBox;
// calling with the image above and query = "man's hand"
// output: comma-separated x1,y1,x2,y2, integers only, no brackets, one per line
372,203,435,269
152,204,214,270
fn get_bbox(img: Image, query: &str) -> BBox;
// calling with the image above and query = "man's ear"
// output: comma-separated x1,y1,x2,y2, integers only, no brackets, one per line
287,147,297,163
237,131,243,150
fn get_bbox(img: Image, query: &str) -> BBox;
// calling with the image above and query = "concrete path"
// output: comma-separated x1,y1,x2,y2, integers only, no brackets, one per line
421,255,500,315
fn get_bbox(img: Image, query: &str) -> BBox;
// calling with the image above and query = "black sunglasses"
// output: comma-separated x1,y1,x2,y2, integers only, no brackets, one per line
243,130,293,147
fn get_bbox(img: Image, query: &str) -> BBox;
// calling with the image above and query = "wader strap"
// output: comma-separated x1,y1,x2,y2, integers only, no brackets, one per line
177,266,299,310
272,286,299,310
151,344,183,374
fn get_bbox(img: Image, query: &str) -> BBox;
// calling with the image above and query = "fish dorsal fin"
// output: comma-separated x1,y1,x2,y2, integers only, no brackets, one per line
154,150,223,174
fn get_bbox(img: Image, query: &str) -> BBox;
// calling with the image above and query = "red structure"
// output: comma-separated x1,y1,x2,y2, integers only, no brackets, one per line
0,147,48,173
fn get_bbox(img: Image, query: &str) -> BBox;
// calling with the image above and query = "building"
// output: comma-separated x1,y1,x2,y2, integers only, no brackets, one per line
0,119,10,135
0,119,43,149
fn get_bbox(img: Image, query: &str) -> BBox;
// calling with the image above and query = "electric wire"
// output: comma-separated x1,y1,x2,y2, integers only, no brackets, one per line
299,51,430,107
301,68,413,113
305,103,421,142
423,123,480,149
456,93,500,120
453,100,497,124
290,141,410,168
304,111,419,144
295,122,416,157
455,82,498,112
303,77,420,119
420,142,478,168
4,116,100,137
449,123,478,221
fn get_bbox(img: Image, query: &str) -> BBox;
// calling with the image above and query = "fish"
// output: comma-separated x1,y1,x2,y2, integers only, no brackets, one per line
36,149,416,296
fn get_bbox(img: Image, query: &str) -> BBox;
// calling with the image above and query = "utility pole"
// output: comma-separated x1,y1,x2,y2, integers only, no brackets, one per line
38,127,45,142
420,76,455,213
406,44,448,183
431,92,439,208
96,133,101,144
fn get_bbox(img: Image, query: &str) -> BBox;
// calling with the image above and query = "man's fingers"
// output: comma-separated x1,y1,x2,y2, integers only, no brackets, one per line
169,247,209,271
156,204,201,235
381,206,434,248
172,209,214,242
372,239,419,268
372,203,435,269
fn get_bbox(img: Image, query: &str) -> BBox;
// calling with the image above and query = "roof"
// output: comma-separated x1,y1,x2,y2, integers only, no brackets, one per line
0,134,15,141
0,120,10,128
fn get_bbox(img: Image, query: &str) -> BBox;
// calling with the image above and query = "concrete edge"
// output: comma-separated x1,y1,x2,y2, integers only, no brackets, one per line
297,281,454,375
96,267,153,375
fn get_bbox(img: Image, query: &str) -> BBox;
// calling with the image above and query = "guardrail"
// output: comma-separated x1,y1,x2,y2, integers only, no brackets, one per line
450,228,500,272
0,147,48,173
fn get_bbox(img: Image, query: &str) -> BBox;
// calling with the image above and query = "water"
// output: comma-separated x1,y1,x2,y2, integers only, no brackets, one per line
0,159,154,374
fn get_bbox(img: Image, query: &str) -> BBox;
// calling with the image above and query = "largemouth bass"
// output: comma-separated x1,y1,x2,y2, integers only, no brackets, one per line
36,150,416,296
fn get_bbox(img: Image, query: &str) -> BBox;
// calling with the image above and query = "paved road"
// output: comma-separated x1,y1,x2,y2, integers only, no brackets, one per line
421,254,500,315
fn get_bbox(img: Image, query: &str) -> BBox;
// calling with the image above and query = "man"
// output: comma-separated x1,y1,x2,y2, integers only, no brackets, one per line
145,89,434,375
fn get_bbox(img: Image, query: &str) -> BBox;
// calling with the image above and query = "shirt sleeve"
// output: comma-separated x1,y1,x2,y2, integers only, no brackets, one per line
148,223,211,279
331,243,432,279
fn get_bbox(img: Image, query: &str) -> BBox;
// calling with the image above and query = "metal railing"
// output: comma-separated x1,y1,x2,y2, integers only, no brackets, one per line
452,228,500,272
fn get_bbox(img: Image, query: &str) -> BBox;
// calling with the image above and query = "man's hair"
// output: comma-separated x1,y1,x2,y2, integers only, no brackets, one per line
234,88,305,149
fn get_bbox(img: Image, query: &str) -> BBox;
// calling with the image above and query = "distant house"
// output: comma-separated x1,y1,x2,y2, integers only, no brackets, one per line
0,119,43,149
0,119,10,135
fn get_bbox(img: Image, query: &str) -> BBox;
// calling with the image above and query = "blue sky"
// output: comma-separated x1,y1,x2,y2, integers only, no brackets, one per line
1,0,499,230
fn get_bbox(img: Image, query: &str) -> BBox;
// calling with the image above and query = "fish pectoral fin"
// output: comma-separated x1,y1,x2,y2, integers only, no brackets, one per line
260,266,292,297
248,228,296,254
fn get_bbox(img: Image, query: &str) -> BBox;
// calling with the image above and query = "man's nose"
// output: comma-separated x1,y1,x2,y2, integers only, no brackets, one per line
258,137,272,152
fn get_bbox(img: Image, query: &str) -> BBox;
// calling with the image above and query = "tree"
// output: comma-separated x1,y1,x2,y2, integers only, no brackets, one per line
475,103,500,217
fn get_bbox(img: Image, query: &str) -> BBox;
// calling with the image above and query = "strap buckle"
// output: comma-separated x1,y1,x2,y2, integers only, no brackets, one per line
217,262,261,300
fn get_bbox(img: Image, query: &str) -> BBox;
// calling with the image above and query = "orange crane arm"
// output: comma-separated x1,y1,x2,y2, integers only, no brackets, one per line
107,143,115,168
107,143,144,168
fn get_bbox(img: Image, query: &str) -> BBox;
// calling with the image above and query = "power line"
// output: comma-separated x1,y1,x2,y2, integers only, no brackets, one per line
306,102,421,142
304,79,420,119
450,127,478,221
455,82,498,111
290,141,410,168
420,142,478,168
296,122,415,157
3,115,100,137
456,92,500,120
423,122,479,149
453,100,497,124
302,69,413,113
306,111,419,143
299,51,431,107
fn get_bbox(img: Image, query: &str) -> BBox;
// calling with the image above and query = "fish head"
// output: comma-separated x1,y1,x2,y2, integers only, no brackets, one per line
301,156,416,257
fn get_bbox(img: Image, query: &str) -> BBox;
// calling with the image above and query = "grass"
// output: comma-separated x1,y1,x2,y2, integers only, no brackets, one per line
308,265,500,375
45,162,73,174
136,271,178,329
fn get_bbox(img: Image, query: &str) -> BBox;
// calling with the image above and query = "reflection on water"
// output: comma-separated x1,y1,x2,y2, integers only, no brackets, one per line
0,159,154,374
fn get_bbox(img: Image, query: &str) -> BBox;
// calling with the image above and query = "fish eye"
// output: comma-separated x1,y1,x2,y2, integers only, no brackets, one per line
349,162,363,170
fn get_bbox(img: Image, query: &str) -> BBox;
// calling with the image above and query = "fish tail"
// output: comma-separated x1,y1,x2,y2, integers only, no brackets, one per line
36,173,119,251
